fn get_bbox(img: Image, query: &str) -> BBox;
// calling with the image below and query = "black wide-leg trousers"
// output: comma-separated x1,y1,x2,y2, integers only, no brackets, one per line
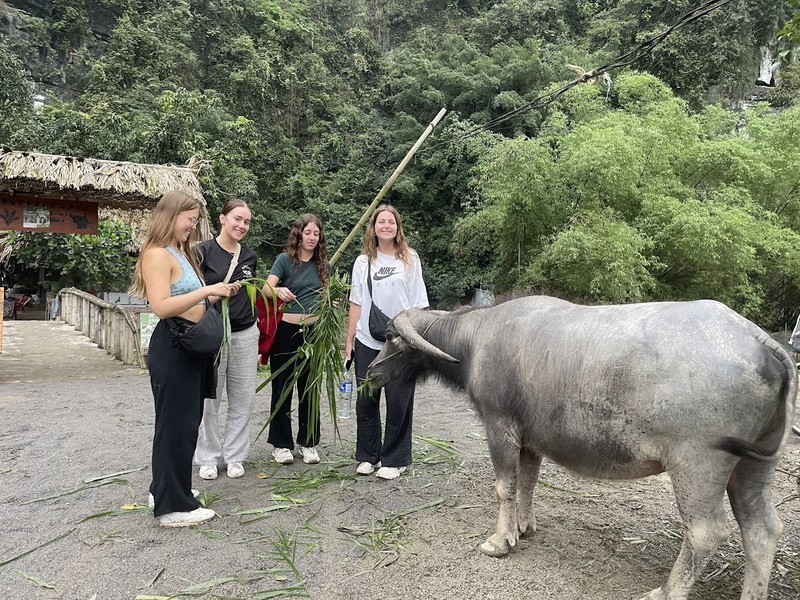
148,320,207,517
354,339,416,468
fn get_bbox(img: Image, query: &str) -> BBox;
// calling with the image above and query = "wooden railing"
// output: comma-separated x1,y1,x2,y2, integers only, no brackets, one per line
58,287,151,367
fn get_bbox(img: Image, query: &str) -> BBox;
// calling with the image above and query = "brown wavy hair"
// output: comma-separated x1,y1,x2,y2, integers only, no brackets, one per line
129,191,204,298
363,204,410,264
286,213,328,286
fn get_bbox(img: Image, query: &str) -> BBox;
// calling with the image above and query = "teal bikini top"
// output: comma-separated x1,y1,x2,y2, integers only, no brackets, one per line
166,246,204,296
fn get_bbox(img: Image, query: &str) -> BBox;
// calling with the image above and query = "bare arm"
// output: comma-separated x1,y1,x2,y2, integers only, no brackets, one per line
142,248,234,319
262,273,296,303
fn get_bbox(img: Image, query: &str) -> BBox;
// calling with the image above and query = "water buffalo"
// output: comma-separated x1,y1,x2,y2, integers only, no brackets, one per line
366,296,797,600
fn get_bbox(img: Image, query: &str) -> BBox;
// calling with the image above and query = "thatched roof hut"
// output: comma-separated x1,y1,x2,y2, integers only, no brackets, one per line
0,150,213,264
0,150,206,208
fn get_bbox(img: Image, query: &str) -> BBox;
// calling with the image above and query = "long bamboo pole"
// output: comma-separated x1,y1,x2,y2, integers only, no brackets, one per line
329,107,447,266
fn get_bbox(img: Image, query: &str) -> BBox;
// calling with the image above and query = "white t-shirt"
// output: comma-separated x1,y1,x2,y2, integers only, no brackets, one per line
350,250,429,350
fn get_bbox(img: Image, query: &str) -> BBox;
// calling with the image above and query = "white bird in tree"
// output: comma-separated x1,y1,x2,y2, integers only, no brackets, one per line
566,65,613,99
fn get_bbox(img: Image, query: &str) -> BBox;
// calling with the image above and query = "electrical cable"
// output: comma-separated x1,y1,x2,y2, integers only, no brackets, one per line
424,0,734,151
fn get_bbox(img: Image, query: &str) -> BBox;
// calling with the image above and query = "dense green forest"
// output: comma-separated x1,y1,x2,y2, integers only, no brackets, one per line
1,0,799,329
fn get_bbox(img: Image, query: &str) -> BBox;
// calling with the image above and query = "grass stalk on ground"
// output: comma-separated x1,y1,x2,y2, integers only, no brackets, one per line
266,466,355,497
413,435,461,465
339,514,410,565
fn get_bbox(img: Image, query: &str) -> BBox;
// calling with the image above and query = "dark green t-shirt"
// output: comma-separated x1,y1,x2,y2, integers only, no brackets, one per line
269,252,329,314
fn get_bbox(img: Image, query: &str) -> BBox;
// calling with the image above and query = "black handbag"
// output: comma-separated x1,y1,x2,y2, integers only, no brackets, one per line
366,261,391,342
166,301,224,358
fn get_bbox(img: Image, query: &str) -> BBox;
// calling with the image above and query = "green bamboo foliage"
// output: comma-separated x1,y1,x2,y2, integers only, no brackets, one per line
217,276,275,364
221,273,351,443
218,293,231,365
216,277,278,364
256,272,350,443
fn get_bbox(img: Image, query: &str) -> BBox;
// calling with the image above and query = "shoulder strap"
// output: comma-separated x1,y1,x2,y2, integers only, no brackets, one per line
167,245,204,282
222,243,241,284
165,245,182,261
366,259,373,298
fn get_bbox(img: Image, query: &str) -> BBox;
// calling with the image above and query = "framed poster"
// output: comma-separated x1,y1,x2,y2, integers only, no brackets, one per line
23,206,50,228
0,193,99,234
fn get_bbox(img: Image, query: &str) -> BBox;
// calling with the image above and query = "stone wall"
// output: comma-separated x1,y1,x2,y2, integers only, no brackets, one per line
1,0,122,99
5,0,120,40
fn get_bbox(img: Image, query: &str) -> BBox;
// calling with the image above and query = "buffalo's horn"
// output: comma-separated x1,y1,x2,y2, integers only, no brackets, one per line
394,313,459,363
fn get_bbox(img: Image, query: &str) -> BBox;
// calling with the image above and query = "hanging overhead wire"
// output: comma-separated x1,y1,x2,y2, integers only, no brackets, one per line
425,0,734,151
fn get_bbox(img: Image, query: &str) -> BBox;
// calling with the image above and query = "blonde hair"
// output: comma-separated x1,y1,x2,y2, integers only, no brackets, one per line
129,191,204,298
363,204,410,264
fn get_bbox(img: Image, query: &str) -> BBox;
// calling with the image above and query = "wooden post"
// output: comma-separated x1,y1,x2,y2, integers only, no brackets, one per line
329,107,447,266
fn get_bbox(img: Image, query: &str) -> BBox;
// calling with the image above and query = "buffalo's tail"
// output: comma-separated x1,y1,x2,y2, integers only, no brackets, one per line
717,328,800,459
713,437,779,461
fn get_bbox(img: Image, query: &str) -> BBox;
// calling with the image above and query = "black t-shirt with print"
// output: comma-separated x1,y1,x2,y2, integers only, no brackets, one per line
195,239,258,331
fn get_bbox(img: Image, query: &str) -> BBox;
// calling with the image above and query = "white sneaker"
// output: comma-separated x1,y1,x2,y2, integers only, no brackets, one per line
227,462,245,478
272,448,294,465
148,489,200,509
158,507,215,528
356,461,380,475
375,466,407,480
198,465,218,480
299,446,320,464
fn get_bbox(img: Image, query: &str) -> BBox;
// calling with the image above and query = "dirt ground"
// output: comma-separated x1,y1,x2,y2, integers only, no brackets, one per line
1,320,799,600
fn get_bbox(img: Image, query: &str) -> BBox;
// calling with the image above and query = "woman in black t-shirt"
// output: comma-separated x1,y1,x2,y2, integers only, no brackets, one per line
263,213,330,466
194,199,259,481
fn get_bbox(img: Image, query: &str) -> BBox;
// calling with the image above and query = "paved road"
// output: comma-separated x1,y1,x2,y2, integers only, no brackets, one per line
0,319,495,600
0,320,142,383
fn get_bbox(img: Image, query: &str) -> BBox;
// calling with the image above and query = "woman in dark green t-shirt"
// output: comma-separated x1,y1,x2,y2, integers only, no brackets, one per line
263,213,330,466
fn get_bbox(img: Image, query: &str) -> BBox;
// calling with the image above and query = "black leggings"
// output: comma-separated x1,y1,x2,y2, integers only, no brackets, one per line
267,320,320,449
148,320,209,516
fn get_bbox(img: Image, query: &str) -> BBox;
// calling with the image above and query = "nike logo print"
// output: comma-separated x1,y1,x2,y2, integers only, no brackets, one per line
373,267,399,281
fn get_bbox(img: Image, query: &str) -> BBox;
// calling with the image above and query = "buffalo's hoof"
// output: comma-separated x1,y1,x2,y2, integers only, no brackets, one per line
479,540,509,557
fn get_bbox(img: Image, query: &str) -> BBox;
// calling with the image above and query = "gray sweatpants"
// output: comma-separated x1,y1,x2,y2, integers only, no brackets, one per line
194,322,259,466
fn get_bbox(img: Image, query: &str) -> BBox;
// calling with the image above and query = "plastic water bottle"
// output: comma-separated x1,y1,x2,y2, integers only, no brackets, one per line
337,375,353,420
337,358,353,420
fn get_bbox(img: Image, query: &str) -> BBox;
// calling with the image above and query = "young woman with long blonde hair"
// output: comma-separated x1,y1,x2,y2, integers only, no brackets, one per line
130,191,237,527
345,204,429,480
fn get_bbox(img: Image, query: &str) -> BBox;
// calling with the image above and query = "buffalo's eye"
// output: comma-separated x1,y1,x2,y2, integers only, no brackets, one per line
385,331,395,342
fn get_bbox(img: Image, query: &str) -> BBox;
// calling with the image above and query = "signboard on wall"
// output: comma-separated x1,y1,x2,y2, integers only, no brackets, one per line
0,193,99,234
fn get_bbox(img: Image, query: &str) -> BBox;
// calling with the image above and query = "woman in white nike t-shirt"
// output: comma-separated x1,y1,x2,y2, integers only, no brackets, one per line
345,204,429,480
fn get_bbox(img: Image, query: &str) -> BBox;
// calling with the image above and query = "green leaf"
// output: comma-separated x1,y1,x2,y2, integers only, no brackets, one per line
15,569,56,590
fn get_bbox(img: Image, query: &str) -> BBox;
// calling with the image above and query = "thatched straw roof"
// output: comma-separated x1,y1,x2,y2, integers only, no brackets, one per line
0,150,215,267
0,233,13,267
0,150,206,211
